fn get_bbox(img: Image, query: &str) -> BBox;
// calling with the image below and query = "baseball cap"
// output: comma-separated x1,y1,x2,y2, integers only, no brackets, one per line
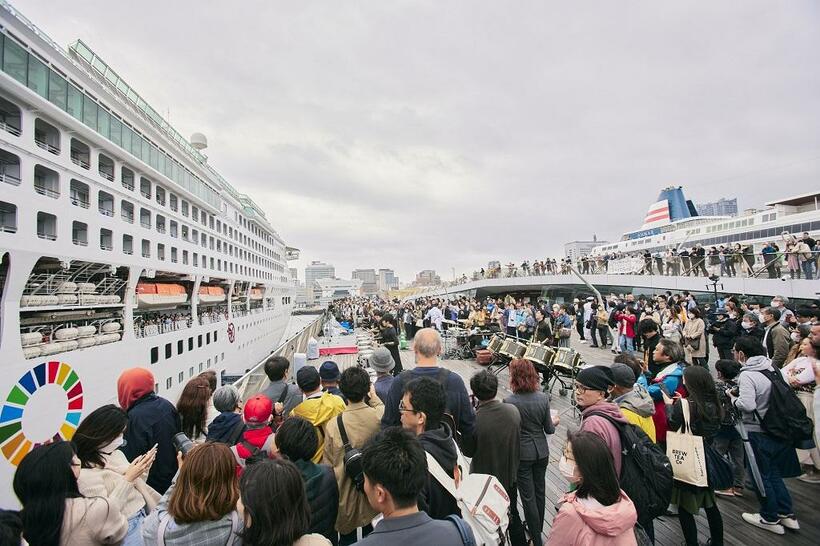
243,394,272,424
610,363,637,388
297,366,321,392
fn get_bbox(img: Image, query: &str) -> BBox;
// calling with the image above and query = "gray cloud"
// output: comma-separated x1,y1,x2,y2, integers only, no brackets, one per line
22,0,820,283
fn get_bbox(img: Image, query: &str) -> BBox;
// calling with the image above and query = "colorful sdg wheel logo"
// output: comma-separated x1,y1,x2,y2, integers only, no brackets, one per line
0,361,83,466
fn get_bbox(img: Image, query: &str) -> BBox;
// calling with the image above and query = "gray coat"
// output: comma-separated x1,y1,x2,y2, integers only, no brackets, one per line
356,511,472,546
504,391,555,461
469,400,521,493
733,355,775,432
260,380,302,416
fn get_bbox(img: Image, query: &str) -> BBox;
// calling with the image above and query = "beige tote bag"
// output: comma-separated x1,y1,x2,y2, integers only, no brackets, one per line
666,398,708,487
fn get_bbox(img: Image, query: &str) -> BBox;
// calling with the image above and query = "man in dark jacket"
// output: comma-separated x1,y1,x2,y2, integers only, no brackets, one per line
468,371,524,543
206,385,246,445
117,367,180,494
709,310,739,360
382,329,475,452
739,312,765,343
259,355,303,417
639,319,662,377
357,428,473,546
761,307,792,368
400,377,460,519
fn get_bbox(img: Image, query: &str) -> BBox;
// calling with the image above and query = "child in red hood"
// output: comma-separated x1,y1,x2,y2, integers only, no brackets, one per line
230,394,276,475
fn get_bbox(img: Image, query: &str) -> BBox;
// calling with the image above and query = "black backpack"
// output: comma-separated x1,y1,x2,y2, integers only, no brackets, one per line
337,414,365,492
586,412,673,522
754,369,813,443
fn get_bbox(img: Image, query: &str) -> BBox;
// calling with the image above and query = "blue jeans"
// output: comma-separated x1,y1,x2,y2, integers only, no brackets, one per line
124,510,146,546
619,335,634,353
801,260,814,280
747,432,796,522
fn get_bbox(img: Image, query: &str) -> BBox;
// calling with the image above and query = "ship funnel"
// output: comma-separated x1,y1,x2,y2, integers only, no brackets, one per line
641,186,697,229
190,133,208,151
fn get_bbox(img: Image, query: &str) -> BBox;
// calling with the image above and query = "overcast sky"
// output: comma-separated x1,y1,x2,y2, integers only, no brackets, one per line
20,0,820,284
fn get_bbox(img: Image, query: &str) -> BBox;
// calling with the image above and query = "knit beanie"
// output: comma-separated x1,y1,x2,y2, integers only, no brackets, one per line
575,366,615,392
117,367,155,410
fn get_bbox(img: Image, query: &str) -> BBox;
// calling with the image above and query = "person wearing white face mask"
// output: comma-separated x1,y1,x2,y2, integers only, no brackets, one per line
770,295,795,327
549,431,639,545
74,404,160,546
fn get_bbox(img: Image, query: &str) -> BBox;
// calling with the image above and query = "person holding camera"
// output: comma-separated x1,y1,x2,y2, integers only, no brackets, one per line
143,442,243,544
323,366,384,545
277,417,339,545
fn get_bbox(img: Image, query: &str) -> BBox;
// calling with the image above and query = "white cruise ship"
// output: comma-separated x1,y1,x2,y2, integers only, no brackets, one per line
0,1,296,495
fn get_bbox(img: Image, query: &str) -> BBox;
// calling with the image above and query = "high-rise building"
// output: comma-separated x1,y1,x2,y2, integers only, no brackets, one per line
414,270,441,286
696,197,738,217
564,235,608,262
378,269,399,291
305,261,335,304
352,268,378,295
289,267,299,286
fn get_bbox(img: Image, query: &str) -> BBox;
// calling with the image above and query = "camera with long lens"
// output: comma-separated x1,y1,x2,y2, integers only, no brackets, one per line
172,432,194,456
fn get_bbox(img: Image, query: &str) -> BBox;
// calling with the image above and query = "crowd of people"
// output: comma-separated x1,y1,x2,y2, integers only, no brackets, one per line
417,233,818,290
5,286,820,545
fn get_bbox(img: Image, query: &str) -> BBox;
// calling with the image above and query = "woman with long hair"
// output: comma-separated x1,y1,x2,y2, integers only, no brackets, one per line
74,404,159,545
142,442,242,544
239,458,331,545
663,366,724,546
504,359,557,546
781,333,820,482
682,307,707,367
13,441,128,545
198,370,220,427
548,431,638,545
176,376,212,443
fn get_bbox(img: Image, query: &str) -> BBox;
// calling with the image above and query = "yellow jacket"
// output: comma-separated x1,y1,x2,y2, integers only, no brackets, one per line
292,392,346,462
621,408,657,443
323,395,385,534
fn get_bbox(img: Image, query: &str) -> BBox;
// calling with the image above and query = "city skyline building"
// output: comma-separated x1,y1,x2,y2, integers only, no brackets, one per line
305,260,335,304
564,235,608,262
414,269,441,286
378,268,399,291
696,197,738,217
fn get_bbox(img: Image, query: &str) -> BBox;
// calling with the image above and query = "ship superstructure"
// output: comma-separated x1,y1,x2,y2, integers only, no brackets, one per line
0,0,295,498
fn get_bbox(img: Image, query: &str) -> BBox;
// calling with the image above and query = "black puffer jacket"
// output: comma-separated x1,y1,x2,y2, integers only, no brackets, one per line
206,412,245,445
294,459,339,545
418,423,461,520
121,393,181,494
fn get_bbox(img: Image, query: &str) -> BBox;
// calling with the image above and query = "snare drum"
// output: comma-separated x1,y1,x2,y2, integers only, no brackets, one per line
487,334,504,354
524,343,554,365
500,339,527,359
552,347,579,374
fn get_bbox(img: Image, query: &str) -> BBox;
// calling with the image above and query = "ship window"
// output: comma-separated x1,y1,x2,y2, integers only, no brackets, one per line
0,149,21,186
169,221,178,238
213,331,218,343
121,166,135,191
171,247,177,263
157,243,165,261
24,54,47,98
34,165,59,198
156,186,166,206
141,239,150,258
177,340,184,354
34,119,60,154
178,371,184,384
2,36,27,85
122,234,133,255
97,108,110,139
72,221,88,246
166,377,172,390
82,95,98,130
70,180,90,208
98,154,115,181
110,117,122,146
206,332,211,344
182,250,189,265
181,200,189,216
169,193,178,212
188,337,193,351
140,177,151,199
98,191,114,216
121,200,134,223
198,334,203,347
150,347,159,364
156,215,166,234
70,139,90,169
100,228,113,251
66,83,83,120
165,343,172,359
0,201,17,233
199,362,204,372
140,208,151,229
189,367,194,377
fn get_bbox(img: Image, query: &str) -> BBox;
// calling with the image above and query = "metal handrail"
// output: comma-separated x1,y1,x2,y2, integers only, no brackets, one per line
99,170,115,182
0,121,21,136
35,138,60,155
37,233,57,241
70,196,90,208
99,207,114,217
72,238,88,246
1,172,22,185
34,185,60,198
70,155,90,169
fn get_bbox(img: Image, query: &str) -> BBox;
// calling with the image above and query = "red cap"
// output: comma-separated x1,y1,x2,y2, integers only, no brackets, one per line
243,394,272,424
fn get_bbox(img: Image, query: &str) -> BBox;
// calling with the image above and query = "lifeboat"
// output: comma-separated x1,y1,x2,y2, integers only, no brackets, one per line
136,283,188,309
250,288,265,300
198,286,227,304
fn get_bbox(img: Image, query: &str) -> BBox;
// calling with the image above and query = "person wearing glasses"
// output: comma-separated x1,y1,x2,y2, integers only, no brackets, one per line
574,367,628,478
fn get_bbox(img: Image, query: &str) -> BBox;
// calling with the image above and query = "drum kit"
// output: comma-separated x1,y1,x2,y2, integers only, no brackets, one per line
355,331,376,367
480,333,583,396
442,325,474,360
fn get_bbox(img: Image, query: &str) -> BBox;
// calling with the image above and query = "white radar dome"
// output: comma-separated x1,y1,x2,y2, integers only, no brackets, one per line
190,133,208,150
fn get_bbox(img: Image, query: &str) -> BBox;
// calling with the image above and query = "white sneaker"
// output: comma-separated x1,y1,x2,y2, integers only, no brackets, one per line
741,513,785,535
580,340,587,344
777,515,800,530
797,472,820,484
